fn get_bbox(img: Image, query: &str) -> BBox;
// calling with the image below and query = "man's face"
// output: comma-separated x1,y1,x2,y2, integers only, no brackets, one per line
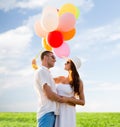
46,53,56,68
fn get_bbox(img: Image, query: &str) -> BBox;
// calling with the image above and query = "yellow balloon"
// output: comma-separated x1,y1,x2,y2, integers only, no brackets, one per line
76,7,80,19
32,64,38,70
59,3,78,19
42,38,52,51
32,58,38,70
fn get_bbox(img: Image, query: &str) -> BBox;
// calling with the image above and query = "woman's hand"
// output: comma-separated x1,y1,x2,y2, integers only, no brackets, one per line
61,96,76,106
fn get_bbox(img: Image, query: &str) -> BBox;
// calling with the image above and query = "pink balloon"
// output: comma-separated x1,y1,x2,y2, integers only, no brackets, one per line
57,12,76,32
34,21,48,38
53,42,70,58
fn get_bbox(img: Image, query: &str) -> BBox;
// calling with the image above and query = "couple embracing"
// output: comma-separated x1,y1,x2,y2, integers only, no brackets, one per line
34,50,85,127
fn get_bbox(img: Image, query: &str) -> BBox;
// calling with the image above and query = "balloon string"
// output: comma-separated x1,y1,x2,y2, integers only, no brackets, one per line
35,48,45,59
32,48,45,70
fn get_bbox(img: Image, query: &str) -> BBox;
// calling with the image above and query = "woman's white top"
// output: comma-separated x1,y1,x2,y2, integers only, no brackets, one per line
55,84,76,127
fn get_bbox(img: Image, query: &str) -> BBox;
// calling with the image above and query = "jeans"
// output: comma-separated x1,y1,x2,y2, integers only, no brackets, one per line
37,112,56,127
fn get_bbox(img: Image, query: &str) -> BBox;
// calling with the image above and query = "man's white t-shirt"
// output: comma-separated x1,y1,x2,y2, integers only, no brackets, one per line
34,66,57,119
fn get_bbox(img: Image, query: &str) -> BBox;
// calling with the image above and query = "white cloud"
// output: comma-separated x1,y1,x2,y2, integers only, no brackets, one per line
76,100,120,112
76,81,120,112
0,0,94,12
109,33,120,41
44,0,94,10
0,66,34,94
72,19,120,53
79,0,94,12
16,0,47,9
0,66,7,73
0,26,34,91
85,81,120,92
111,43,120,56
0,68,31,95
0,0,16,12
0,25,33,56
0,0,46,11
0,12,37,96
23,13,41,29
99,42,120,60
0,100,37,112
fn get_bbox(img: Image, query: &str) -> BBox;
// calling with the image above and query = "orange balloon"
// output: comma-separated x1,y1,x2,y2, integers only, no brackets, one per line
61,28,76,41
42,38,52,51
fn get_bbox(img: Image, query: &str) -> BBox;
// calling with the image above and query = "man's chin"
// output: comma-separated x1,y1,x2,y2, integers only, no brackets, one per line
50,64,54,68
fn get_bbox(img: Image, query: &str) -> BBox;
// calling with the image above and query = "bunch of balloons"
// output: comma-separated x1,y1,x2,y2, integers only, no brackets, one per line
34,3,80,58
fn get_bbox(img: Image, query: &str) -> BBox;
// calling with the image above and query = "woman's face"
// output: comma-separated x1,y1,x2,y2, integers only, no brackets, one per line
64,60,71,71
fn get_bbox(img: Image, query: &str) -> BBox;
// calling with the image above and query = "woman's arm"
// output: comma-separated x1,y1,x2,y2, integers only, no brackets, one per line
64,80,85,106
78,79,85,105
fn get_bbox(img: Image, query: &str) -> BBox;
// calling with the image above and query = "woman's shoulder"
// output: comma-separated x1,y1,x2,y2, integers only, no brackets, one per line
54,76,66,84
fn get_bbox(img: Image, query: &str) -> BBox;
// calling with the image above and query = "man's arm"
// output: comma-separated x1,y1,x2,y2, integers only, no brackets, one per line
43,83,66,103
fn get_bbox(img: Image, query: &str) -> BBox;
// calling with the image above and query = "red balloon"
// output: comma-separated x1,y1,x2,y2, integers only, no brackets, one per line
47,30,63,48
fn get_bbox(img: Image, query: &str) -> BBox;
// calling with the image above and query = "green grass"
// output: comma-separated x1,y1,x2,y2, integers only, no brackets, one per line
76,112,120,127
0,112,120,127
0,112,36,127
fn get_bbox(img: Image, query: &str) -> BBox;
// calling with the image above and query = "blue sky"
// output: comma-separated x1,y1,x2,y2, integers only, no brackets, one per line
0,0,120,112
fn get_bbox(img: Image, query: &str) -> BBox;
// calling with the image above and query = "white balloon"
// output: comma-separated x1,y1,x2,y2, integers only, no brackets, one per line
41,7,59,32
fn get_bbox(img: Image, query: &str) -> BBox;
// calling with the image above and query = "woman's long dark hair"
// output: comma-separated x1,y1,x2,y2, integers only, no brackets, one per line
69,60,80,96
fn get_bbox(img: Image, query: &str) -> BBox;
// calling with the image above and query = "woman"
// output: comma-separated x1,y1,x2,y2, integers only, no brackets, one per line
54,57,85,127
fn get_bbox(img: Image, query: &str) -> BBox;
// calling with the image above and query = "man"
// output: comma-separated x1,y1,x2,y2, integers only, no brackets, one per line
34,50,67,127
